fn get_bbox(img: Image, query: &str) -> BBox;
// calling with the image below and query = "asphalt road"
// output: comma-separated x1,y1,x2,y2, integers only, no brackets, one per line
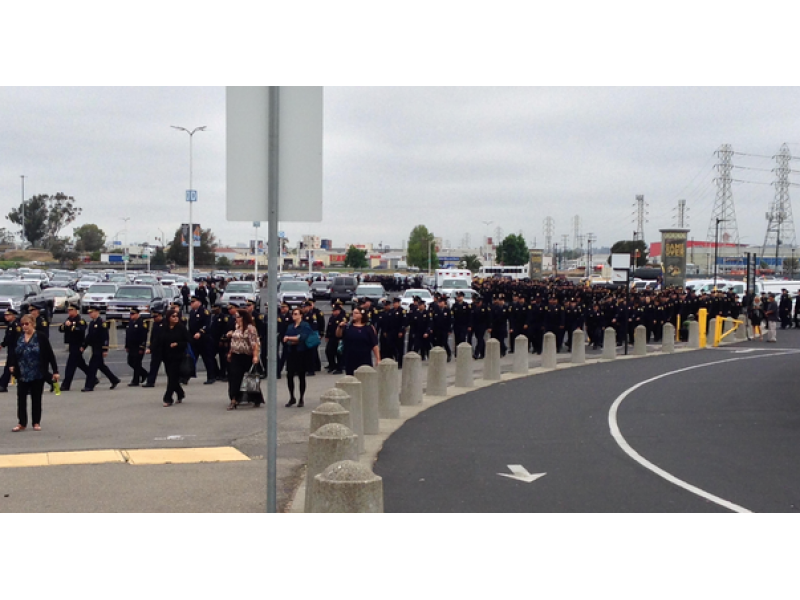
373,331,800,513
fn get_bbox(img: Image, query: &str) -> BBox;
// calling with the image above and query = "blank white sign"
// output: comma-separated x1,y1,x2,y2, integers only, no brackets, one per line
226,86,323,223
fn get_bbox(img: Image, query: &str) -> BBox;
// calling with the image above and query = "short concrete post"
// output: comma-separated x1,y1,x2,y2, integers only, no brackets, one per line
687,320,700,348
335,376,364,454
377,359,400,419
311,460,383,513
735,319,748,341
602,328,617,360
399,352,423,406
108,320,118,349
570,330,586,364
633,325,647,356
542,332,557,370
512,335,529,374
662,323,675,354
304,423,358,512
709,318,717,347
426,347,448,397
319,388,352,429
483,339,501,380
309,401,350,434
354,366,379,435
455,342,474,388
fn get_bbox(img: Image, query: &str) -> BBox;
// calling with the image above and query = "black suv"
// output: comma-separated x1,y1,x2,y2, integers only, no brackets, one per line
329,276,357,306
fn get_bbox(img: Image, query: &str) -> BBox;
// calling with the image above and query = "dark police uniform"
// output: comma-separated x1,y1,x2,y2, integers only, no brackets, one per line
144,314,166,387
125,311,150,386
470,300,491,359
59,307,90,390
0,312,22,391
189,301,217,383
82,312,121,391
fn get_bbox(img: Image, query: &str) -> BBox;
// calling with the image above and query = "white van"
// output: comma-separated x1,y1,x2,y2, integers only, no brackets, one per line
435,268,471,289
753,280,800,297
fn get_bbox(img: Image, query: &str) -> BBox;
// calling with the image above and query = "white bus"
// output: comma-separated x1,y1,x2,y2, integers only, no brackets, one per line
478,265,528,280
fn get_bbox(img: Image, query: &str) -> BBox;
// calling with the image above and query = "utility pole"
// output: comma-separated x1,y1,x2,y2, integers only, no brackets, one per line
543,217,554,257
20,176,25,247
586,233,596,278
709,144,739,271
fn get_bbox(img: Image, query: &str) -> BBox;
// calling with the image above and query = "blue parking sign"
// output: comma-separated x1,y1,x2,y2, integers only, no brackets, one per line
186,190,198,203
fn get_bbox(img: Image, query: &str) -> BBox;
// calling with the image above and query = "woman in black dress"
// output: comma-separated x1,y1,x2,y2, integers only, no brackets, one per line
337,307,380,376
283,308,313,407
160,309,191,407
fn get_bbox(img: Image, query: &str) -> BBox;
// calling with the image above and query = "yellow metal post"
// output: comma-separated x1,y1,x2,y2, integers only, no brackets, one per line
676,315,681,342
698,308,708,348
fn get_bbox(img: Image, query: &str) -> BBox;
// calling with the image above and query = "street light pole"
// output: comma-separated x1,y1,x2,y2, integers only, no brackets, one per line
714,217,727,288
121,217,130,276
20,175,25,247
171,125,207,282
482,220,493,267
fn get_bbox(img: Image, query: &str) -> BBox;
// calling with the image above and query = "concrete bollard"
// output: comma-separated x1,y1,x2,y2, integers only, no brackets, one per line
426,347,448,397
354,365,380,435
483,339,502,380
542,332,557,370
399,352,423,406
662,323,675,354
311,460,383,513
633,325,647,356
709,318,717,347
310,401,350,434
602,328,617,360
570,330,586,364
687,320,700,348
377,359,400,419
108,320,119,349
735,319,748,341
335,376,364,454
512,335,529,374
319,388,352,428
455,342,474,388
305,423,358,512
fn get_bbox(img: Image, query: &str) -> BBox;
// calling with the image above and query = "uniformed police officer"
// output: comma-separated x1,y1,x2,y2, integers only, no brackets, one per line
470,296,491,359
143,310,166,387
59,304,91,391
325,302,346,373
188,296,217,384
29,303,56,391
0,309,22,392
125,307,150,386
391,297,407,368
432,296,453,362
209,304,230,382
82,306,121,392
451,291,471,355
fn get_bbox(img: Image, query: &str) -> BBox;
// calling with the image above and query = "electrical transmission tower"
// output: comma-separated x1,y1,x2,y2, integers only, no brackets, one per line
543,217,555,255
494,226,504,243
762,143,796,259
585,233,596,277
707,144,739,246
674,199,688,228
632,195,648,242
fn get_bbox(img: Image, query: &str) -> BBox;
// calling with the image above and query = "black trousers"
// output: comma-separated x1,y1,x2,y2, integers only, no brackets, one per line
127,349,148,384
453,326,468,355
62,346,90,390
163,358,185,404
227,353,251,402
394,334,405,368
379,334,395,362
146,352,163,386
17,379,44,427
86,348,120,389
215,342,229,379
473,329,487,358
191,337,217,381
325,338,341,371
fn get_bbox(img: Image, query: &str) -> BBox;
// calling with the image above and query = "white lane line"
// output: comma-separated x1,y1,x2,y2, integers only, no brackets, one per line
608,350,800,513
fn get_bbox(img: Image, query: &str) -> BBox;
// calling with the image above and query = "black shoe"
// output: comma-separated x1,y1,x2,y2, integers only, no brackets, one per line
298,400,304,408
276,374,281,379
60,387,70,392
110,381,119,390
285,399,296,408
306,372,315,377
142,383,154,388
128,382,139,387
0,387,7,393
49,385,55,393
332,370,343,375
81,387,94,392
204,380,216,385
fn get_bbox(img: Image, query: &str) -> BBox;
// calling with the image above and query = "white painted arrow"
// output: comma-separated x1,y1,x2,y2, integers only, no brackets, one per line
497,464,546,483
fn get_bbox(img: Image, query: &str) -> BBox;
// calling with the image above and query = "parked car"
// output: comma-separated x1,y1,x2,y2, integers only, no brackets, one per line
277,281,312,307
80,283,119,313
330,276,358,306
221,281,260,307
0,282,55,316
311,280,332,300
447,288,477,309
76,275,102,292
354,284,386,305
41,287,82,313
106,285,171,324
399,289,434,311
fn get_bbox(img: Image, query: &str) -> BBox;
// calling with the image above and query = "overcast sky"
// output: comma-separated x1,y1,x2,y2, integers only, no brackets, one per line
3,86,800,255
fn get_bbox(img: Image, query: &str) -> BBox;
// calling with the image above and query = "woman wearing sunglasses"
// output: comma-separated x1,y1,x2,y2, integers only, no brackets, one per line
160,309,191,407
9,314,59,432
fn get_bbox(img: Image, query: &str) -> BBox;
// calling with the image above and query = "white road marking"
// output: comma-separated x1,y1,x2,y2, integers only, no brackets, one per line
497,464,546,483
608,350,800,513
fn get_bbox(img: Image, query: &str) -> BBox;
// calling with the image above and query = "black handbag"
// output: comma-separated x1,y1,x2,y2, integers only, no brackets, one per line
240,365,262,394
179,353,195,384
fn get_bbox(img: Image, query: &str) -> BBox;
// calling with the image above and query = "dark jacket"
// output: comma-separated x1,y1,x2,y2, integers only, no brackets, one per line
9,331,59,380
160,322,191,362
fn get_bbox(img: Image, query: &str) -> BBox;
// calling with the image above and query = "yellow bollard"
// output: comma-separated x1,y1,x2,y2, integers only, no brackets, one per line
698,308,708,348
676,315,681,342
713,315,723,347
